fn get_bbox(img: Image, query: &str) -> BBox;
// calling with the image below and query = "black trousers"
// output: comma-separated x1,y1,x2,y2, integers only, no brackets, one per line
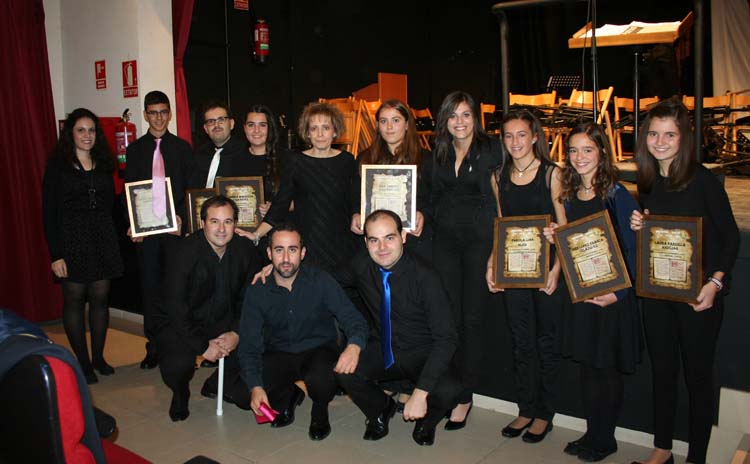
642,297,724,464
156,326,250,409
580,365,623,451
261,342,340,421
504,287,563,421
136,234,178,355
336,341,462,428
433,220,493,404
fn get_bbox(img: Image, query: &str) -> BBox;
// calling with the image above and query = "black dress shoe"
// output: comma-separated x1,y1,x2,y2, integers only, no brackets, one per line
199,382,235,404
93,361,115,376
631,454,673,464
444,403,472,431
169,390,190,422
522,421,553,443
412,421,436,446
308,419,332,441
363,397,397,441
501,419,532,438
578,445,617,462
564,436,591,456
140,353,158,370
200,359,219,368
271,385,305,428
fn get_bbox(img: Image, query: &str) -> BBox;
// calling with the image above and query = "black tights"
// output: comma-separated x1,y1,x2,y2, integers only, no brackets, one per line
580,365,623,451
61,280,111,372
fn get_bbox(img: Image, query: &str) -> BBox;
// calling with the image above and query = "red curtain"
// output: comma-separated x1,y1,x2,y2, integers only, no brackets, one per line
172,0,195,145
0,0,62,321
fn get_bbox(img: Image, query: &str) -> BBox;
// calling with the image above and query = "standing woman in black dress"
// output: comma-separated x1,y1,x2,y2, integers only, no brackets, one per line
351,99,431,261
425,91,504,429
42,108,124,384
248,102,359,273
630,99,739,464
545,122,641,462
487,109,566,443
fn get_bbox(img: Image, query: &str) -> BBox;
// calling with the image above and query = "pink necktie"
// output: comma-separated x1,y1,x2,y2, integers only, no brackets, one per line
152,138,166,218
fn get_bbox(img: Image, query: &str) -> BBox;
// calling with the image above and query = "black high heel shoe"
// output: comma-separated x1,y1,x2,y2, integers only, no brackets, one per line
521,421,553,443
631,453,673,464
501,419,532,438
444,403,472,431
93,360,115,376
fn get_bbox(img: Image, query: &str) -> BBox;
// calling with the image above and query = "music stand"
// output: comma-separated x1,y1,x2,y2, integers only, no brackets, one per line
546,75,582,95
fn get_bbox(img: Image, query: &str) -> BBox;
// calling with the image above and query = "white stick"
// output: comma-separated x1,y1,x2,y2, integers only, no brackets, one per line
216,357,224,416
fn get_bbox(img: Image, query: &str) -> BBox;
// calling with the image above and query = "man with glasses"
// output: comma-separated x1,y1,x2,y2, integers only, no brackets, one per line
190,100,247,188
125,90,193,370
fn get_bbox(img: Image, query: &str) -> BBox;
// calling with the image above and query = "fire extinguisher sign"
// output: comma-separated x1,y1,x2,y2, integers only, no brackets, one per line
95,60,106,90
122,60,138,98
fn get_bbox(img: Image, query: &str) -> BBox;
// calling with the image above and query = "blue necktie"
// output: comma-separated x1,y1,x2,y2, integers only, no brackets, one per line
379,268,395,369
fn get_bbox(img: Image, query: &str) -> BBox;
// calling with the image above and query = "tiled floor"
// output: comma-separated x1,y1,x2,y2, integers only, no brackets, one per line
41,317,670,464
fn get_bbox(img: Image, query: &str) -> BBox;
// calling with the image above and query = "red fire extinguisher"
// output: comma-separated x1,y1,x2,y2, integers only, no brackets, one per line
253,19,270,64
114,109,136,177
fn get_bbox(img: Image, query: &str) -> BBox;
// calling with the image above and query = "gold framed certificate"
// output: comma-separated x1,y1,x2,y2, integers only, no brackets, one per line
492,215,551,288
185,188,217,234
125,178,179,238
554,210,631,303
214,176,265,232
636,214,703,303
360,164,418,231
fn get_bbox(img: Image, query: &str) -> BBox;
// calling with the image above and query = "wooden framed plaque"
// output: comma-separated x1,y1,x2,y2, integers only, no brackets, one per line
185,188,218,234
360,164,417,231
125,178,179,238
492,215,551,288
214,176,265,232
636,214,703,303
554,210,631,303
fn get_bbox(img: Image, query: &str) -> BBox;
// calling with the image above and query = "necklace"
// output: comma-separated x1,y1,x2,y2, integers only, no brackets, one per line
581,183,593,194
512,157,536,177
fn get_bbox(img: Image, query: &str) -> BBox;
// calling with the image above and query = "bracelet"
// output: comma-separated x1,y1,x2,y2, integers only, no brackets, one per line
708,276,723,291
252,234,261,247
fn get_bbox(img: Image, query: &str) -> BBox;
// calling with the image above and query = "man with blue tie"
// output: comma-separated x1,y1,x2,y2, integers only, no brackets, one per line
335,209,462,446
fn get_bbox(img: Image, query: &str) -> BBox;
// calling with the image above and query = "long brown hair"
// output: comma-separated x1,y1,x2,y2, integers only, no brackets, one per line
559,122,618,202
433,90,492,166
358,100,422,166
635,97,695,193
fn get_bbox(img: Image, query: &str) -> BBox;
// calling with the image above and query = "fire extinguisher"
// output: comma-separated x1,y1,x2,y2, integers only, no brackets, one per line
253,19,270,64
114,109,136,178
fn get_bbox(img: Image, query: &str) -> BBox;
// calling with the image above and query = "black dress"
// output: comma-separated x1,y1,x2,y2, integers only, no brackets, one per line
264,150,360,273
561,195,641,373
42,157,124,283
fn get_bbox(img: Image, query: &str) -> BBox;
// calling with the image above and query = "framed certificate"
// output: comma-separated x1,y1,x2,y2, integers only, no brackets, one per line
554,210,631,303
360,164,417,231
492,215,551,288
214,176,265,232
185,188,217,234
636,214,703,303
125,178,179,238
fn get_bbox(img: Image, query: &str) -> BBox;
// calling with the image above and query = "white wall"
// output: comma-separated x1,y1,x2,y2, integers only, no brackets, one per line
44,0,176,136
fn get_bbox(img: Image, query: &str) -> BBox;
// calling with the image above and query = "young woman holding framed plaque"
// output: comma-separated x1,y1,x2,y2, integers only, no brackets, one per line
424,91,504,430
629,99,739,464
42,108,124,384
486,109,566,443
544,122,641,462
351,99,432,261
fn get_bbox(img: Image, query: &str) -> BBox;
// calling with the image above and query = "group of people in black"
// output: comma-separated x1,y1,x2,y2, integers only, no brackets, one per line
43,89,739,463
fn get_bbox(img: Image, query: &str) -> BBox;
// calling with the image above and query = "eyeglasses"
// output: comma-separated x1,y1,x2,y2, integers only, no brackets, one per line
205,116,230,127
146,109,170,118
